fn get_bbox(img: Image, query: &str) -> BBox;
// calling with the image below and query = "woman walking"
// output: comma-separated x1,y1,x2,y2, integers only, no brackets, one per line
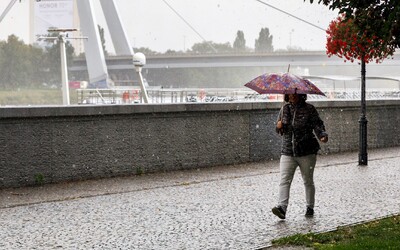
272,94,328,219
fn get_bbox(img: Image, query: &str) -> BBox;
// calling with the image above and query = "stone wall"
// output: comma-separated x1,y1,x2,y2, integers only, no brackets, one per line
1,100,399,188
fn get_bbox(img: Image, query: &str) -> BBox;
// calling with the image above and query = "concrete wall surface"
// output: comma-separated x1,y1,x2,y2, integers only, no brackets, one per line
1,100,399,188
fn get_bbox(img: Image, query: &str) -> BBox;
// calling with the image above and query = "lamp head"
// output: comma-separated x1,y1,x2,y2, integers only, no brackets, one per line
133,52,146,67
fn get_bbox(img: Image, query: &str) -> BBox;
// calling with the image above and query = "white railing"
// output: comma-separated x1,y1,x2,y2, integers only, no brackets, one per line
75,88,400,105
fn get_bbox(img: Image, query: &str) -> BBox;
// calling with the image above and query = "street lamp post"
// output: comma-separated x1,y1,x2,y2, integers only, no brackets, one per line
133,52,149,103
39,28,87,105
59,36,70,105
359,57,368,165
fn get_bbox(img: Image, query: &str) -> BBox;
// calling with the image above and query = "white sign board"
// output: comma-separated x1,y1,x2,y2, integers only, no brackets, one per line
35,0,74,36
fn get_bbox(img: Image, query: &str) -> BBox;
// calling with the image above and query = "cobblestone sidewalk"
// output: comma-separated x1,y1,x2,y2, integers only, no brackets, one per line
1,147,399,249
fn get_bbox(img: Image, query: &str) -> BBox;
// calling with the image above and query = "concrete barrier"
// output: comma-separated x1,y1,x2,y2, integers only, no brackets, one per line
1,100,399,188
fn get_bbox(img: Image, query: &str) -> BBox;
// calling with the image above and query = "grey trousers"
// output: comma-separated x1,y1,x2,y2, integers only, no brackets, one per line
277,154,317,211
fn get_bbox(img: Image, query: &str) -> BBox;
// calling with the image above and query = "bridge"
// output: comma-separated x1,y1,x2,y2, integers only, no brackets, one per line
71,51,400,73
72,51,357,71
70,51,400,88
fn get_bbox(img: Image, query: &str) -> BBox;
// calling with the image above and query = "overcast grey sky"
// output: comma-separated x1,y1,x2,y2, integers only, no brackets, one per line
0,0,338,53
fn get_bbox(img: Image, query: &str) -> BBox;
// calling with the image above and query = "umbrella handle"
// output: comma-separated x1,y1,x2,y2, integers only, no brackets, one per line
287,64,290,73
277,105,284,122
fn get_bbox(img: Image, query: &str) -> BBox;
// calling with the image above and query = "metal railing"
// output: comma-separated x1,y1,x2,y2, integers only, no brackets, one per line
75,88,400,105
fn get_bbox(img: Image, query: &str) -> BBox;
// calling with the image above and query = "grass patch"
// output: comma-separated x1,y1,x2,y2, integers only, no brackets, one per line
272,214,400,249
0,88,78,106
34,173,45,185
135,166,144,175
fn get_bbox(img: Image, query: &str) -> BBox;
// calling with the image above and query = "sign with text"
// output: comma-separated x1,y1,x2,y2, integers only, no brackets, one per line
35,0,74,37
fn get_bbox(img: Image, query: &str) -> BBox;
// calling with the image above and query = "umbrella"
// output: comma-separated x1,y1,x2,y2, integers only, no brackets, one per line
244,72,326,96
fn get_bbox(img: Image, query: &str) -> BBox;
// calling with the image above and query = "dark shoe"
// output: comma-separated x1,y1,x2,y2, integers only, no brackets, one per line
272,206,286,219
305,207,314,217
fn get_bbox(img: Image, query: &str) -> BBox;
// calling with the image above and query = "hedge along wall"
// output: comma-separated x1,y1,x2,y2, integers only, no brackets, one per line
0,100,399,188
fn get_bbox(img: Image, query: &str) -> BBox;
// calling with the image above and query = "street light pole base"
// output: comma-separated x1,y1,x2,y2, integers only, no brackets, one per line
358,153,368,166
358,115,368,165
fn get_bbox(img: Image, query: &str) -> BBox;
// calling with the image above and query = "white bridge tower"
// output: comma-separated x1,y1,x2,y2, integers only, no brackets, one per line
76,0,149,102
1,0,149,103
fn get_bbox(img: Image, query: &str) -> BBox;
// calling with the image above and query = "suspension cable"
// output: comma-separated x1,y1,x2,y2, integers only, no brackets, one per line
161,0,217,52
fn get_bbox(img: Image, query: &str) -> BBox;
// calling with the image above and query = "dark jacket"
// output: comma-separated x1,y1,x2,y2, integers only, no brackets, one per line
277,102,327,157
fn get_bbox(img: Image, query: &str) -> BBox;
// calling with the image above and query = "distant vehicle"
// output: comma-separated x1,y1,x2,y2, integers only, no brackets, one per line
205,96,236,102
69,81,88,89
186,94,198,102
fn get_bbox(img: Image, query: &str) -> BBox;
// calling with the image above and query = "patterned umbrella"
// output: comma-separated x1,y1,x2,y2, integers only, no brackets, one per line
244,72,326,96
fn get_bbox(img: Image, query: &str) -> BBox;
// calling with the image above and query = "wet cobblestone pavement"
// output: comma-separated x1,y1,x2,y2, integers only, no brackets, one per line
1,147,399,249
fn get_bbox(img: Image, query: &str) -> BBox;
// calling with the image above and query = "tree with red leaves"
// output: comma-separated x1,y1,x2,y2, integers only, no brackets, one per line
326,15,395,64
307,0,400,49
325,15,396,166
